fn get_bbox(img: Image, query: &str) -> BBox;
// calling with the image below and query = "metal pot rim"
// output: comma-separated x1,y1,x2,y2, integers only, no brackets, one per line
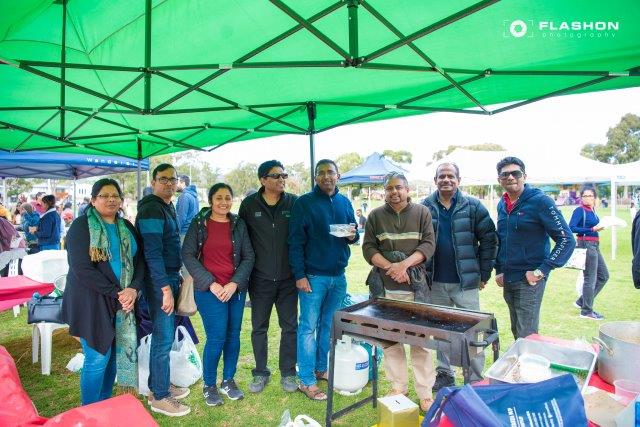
599,321,640,345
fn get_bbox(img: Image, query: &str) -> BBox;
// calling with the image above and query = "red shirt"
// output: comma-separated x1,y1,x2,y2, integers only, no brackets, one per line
202,219,234,286
502,192,518,214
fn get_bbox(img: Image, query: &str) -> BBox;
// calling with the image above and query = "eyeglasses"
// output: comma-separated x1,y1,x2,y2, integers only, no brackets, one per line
385,185,406,192
264,173,288,180
582,194,595,198
156,177,178,185
96,194,122,200
498,170,524,180
316,170,337,177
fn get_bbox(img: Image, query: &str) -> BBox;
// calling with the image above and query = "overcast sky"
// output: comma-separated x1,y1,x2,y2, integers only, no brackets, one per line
199,87,640,175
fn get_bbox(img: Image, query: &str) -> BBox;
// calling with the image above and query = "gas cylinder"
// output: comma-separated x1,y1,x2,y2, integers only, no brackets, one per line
332,335,370,395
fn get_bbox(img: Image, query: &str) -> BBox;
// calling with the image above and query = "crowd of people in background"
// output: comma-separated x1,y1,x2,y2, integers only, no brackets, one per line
3,154,639,419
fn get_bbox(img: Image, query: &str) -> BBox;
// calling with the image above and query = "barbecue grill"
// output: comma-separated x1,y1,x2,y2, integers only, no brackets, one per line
325,297,499,426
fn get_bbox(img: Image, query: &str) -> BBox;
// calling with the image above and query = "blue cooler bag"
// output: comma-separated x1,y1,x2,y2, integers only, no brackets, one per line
423,374,588,427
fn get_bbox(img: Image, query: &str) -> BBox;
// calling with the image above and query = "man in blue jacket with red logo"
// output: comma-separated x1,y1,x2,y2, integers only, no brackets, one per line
494,157,575,339
288,159,359,401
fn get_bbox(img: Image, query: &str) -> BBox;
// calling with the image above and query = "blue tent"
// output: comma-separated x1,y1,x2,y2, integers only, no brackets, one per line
0,151,148,179
340,152,408,185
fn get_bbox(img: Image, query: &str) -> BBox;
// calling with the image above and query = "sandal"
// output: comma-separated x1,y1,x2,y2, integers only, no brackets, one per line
298,384,327,401
315,370,329,381
420,398,434,412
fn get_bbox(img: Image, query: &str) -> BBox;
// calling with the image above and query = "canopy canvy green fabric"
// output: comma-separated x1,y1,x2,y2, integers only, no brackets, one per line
1,0,639,159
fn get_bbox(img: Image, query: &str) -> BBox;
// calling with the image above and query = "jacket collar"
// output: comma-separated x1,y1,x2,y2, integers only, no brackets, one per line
313,184,339,198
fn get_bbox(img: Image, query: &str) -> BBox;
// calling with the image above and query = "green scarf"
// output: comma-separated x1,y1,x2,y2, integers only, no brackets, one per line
86,206,138,390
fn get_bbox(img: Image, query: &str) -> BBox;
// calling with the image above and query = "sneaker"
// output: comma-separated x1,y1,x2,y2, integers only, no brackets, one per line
248,375,269,393
581,312,604,320
433,371,455,392
281,376,298,393
573,300,582,309
149,396,191,417
220,379,244,400
593,311,605,319
147,385,190,403
203,385,223,407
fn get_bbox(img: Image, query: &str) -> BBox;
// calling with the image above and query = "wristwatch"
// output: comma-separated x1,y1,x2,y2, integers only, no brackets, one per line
533,269,544,279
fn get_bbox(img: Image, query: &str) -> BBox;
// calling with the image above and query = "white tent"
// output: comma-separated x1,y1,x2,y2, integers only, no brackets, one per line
416,148,634,259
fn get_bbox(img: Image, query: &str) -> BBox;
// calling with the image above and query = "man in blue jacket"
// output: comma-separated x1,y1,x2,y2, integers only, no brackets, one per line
494,157,575,340
136,164,190,417
288,159,359,401
176,175,199,236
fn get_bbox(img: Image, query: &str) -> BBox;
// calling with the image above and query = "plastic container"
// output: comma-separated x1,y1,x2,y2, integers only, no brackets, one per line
614,379,640,405
21,250,68,284
329,224,353,237
518,353,552,382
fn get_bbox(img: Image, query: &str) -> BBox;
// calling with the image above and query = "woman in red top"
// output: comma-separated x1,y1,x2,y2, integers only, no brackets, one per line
182,183,254,407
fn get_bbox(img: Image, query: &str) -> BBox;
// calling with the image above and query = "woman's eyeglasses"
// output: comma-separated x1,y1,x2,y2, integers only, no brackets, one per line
498,170,524,180
96,194,122,200
263,173,288,180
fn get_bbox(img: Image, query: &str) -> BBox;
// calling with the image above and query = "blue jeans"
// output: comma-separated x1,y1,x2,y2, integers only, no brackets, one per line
297,274,347,387
503,279,546,339
39,243,60,251
146,275,179,400
195,289,247,386
80,338,116,405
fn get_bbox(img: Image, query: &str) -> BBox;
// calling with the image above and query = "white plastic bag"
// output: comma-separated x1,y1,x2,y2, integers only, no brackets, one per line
137,334,152,396
66,352,84,373
279,410,322,427
169,325,202,387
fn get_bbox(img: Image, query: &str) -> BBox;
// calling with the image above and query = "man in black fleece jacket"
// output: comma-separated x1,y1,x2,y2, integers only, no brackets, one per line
238,160,299,394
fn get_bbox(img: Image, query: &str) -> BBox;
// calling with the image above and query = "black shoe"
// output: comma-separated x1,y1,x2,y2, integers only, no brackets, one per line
203,385,223,407
220,379,244,400
433,371,455,392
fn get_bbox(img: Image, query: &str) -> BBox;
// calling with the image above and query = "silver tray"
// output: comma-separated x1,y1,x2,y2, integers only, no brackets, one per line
484,338,596,394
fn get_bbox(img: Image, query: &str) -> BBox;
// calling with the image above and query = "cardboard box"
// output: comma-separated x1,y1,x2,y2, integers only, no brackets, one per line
377,394,419,427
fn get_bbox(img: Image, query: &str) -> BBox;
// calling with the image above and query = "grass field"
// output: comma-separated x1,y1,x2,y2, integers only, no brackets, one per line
1,206,638,426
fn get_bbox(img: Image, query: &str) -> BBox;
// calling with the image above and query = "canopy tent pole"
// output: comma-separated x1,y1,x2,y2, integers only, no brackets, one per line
611,177,617,260
307,102,316,191
489,184,495,220
137,137,143,201
73,177,77,217
1,178,6,205
59,0,67,140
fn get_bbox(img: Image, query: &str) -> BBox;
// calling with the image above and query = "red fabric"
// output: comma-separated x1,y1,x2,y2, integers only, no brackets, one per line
0,346,158,427
0,275,54,312
502,192,518,214
0,346,48,426
578,236,600,242
44,394,158,427
203,219,234,286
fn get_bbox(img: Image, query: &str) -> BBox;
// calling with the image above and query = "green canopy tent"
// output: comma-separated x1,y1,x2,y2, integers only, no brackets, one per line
1,0,639,183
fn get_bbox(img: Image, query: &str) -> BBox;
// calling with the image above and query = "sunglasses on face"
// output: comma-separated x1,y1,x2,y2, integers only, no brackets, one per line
499,170,524,180
264,173,288,180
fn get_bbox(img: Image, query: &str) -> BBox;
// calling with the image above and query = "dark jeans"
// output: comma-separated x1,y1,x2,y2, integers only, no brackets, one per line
503,279,546,340
249,277,298,377
194,288,247,386
576,241,609,315
145,274,180,400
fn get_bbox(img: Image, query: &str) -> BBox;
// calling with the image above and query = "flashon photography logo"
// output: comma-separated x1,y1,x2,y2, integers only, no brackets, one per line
503,19,620,39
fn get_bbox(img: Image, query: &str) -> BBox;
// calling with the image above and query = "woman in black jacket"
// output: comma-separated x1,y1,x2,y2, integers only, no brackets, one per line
61,178,145,405
182,183,254,407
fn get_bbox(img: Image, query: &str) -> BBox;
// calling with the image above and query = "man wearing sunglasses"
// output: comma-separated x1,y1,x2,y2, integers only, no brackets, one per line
238,160,299,394
495,157,575,340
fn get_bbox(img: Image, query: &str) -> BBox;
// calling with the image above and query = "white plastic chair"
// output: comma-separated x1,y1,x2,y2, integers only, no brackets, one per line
31,274,68,375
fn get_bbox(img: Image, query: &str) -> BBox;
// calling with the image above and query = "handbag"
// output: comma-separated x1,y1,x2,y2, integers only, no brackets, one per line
176,275,197,316
27,294,64,324
565,208,588,270
423,374,587,427
564,247,587,270
10,235,26,249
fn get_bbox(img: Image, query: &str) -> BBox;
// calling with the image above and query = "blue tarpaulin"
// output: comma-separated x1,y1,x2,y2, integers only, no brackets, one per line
340,152,409,185
0,151,149,179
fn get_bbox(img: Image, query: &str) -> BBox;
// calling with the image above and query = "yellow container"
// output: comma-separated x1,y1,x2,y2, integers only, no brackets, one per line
377,394,419,427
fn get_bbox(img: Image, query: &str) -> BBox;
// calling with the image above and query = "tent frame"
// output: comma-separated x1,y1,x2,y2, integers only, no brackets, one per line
1,0,638,161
